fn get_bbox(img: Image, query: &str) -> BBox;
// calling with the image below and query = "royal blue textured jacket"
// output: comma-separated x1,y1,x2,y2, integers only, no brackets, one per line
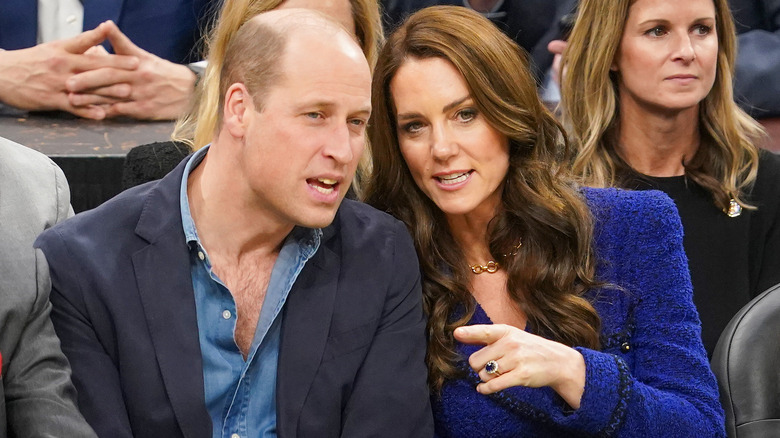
434,188,725,437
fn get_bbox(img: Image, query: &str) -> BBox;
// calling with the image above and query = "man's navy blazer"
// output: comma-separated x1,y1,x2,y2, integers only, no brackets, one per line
0,0,215,63
34,157,433,437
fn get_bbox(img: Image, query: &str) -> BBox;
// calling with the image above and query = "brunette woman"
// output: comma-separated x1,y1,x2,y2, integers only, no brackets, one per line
365,6,724,437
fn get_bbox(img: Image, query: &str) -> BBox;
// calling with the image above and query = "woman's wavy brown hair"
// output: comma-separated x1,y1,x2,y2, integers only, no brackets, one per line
561,0,765,211
363,5,601,391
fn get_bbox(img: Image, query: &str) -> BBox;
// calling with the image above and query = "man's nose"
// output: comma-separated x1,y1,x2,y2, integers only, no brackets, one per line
324,122,355,164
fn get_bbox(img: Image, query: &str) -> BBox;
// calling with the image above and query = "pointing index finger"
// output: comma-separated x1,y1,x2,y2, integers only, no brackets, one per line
454,324,509,345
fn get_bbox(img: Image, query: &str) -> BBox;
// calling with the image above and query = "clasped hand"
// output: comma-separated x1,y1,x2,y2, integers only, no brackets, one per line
454,324,586,409
66,21,196,120
0,21,195,120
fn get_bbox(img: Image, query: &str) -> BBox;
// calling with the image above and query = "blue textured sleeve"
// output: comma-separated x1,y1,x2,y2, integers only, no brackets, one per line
485,189,725,436
565,189,725,436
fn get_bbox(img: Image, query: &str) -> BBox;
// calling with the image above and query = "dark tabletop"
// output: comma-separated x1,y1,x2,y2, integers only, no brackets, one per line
0,111,175,156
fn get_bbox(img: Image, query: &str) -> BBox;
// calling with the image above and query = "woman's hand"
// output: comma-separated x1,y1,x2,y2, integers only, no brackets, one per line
454,324,586,409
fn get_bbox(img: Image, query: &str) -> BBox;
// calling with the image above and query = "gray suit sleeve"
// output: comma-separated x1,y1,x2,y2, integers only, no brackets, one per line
2,251,97,438
52,158,75,221
0,138,94,437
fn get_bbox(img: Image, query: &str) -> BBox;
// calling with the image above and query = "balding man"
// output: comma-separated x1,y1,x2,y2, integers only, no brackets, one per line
35,9,433,438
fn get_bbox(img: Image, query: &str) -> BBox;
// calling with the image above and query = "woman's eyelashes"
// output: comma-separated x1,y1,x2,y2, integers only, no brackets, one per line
642,23,713,38
692,23,713,36
398,108,478,135
644,25,667,37
400,120,424,135
456,108,477,123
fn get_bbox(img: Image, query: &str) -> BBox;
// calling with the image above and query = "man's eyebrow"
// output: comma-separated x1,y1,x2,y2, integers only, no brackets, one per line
299,101,336,110
352,106,372,116
296,102,371,115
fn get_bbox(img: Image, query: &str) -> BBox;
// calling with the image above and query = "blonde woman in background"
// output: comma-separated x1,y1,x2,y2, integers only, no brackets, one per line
561,0,780,356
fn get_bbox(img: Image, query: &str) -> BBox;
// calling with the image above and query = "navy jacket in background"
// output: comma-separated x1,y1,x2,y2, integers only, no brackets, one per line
0,0,217,63
730,0,780,117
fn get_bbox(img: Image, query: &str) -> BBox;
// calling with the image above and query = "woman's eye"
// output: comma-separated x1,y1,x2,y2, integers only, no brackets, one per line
645,26,667,37
693,24,712,36
457,108,477,122
402,122,423,134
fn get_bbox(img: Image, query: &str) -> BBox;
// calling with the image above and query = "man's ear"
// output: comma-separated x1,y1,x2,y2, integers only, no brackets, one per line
223,83,252,138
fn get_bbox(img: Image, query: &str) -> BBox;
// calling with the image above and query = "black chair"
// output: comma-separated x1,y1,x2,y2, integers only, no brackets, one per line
711,283,780,437
121,141,192,190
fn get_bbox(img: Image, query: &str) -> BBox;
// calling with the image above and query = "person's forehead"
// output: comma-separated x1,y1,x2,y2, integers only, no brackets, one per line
265,35,370,108
281,28,366,73
276,0,355,35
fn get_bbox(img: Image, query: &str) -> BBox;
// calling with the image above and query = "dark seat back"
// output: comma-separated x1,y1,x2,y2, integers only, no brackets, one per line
712,283,780,437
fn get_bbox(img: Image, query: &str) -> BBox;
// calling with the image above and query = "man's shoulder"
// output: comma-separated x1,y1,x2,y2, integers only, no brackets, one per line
336,198,404,227
0,136,57,179
328,199,414,255
37,174,179,253
0,137,69,235
333,199,409,238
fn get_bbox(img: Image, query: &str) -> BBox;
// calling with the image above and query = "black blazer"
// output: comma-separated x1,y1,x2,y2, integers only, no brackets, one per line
35,157,433,437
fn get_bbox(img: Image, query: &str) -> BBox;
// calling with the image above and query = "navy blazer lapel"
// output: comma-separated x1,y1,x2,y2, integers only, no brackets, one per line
82,0,124,32
132,160,211,438
0,0,37,50
277,225,340,436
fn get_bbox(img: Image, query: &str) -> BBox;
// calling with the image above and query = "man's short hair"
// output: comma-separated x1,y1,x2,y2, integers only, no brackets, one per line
218,18,286,118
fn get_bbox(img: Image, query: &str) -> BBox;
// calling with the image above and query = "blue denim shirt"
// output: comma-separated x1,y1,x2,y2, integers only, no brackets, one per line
180,146,321,438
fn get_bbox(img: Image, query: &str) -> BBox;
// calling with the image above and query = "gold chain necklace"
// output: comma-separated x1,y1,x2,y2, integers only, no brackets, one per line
469,241,523,274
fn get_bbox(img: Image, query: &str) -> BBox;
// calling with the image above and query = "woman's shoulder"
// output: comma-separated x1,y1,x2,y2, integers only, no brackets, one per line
580,187,686,268
755,150,780,188
580,186,682,232
745,150,780,213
